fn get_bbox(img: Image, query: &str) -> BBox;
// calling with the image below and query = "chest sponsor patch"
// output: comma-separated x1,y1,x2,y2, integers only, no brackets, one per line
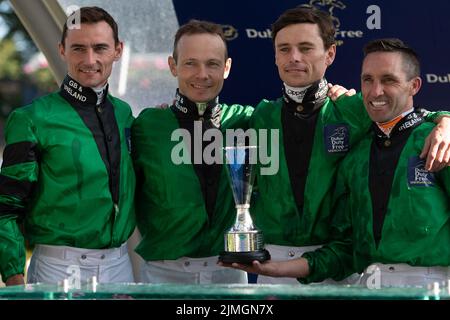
324,124,349,154
407,156,435,187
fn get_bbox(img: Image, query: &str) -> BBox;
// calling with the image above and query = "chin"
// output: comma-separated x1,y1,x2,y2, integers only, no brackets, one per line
79,75,103,87
285,78,309,88
194,94,214,103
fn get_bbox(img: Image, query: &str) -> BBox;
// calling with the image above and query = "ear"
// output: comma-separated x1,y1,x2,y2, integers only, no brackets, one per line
168,56,177,77
223,58,232,79
59,43,66,61
410,76,422,96
114,41,124,61
325,44,336,66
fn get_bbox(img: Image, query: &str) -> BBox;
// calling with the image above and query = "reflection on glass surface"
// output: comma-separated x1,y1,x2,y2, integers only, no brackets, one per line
58,0,179,116
1,283,450,300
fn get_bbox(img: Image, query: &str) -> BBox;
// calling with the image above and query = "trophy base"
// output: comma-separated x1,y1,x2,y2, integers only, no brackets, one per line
218,249,271,265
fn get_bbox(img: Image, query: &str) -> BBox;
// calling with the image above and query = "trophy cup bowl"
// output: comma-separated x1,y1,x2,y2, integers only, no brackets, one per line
218,145,270,265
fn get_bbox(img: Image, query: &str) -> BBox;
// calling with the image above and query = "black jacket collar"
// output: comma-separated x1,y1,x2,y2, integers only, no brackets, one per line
282,78,328,118
59,75,109,107
372,109,425,139
170,89,221,128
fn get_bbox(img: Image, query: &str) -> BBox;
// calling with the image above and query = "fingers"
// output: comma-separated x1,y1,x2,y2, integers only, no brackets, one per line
425,142,439,171
428,141,450,171
217,260,264,274
422,123,450,171
442,146,450,167
327,83,355,101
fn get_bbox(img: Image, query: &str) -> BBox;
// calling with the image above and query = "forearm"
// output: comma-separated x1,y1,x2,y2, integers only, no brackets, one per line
299,242,353,284
0,216,26,281
271,258,310,278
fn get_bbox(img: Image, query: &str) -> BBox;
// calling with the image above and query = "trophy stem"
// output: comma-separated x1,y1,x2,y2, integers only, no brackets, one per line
233,204,255,232
219,145,271,264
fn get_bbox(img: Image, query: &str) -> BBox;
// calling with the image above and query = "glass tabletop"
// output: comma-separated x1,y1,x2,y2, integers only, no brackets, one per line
1,283,449,300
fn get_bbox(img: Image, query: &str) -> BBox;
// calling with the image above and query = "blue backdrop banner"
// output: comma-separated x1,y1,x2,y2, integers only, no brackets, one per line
172,0,450,111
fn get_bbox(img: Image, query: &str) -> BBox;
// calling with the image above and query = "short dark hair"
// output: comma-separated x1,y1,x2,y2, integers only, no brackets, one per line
271,5,336,49
363,38,420,79
172,19,228,62
61,6,119,46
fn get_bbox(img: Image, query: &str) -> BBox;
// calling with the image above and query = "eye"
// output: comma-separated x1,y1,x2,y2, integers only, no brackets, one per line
383,78,396,83
208,61,221,68
300,47,313,53
94,46,108,52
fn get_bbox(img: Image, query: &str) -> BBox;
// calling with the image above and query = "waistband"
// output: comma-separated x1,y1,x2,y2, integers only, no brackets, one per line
265,244,323,261
33,242,128,261
146,256,224,273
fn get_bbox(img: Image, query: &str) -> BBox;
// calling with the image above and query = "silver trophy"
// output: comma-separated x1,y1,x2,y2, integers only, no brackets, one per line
219,145,270,264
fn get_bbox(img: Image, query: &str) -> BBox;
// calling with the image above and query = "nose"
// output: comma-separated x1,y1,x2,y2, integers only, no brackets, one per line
370,80,384,97
196,64,208,79
85,48,96,65
290,47,302,63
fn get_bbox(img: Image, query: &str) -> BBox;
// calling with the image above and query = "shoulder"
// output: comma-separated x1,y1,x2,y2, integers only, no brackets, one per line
255,98,282,111
7,92,61,122
132,107,175,131
409,121,435,146
220,103,254,127
220,103,254,115
251,98,282,119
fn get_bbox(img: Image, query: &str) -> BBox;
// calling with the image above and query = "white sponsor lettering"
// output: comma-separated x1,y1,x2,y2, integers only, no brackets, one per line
366,5,381,30
246,28,272,39
414,168,431,184
335,30,364,38
64,84,87,102
426,73,450,83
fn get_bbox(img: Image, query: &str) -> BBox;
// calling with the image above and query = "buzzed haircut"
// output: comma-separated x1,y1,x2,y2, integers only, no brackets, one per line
363,38,421,79
61,6,120,46
172,19,228,62
271,5,336,49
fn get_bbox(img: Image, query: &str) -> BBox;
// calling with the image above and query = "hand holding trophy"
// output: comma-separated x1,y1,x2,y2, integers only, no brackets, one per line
218,145,270,264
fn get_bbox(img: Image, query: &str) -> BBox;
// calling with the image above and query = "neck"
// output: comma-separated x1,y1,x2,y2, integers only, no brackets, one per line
376,107,414,137
283,83,312,103
173,89,219,116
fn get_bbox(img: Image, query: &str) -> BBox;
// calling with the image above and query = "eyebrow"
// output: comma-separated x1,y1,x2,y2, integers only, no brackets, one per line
70,43,111,49
361,73,399,79
276,41,315,48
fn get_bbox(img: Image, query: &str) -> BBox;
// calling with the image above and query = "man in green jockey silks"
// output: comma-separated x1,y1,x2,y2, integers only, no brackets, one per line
235,38,450,288
222,6,450,284
0,7,136,286
132,20,252,283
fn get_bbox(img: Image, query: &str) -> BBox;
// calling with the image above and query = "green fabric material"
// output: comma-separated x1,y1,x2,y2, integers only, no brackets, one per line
1,162,39,181
424,110,450,123
250,94,370,246
304,122,450,283
0,92,136,280
132,104,253,260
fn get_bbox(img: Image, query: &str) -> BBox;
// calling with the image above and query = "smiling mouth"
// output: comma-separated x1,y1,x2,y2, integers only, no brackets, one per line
191,84,210,89
80,68,100,74
370,101,388,109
